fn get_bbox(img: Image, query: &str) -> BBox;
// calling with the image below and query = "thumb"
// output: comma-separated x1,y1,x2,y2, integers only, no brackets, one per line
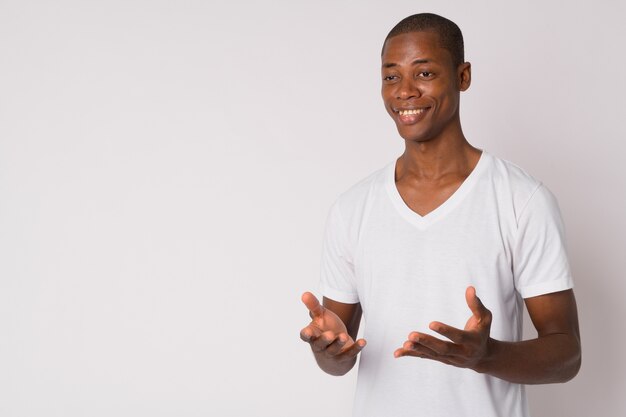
465,286,488,320
301,291,324,318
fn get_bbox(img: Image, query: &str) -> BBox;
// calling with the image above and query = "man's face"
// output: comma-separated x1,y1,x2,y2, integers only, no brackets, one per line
381,31,469,143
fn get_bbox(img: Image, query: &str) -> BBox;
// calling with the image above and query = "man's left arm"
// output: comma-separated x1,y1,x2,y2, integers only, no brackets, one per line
394,286,581,384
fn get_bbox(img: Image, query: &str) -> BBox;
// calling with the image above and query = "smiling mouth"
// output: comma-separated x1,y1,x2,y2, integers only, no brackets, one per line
397,109,427,116
395,107,430,124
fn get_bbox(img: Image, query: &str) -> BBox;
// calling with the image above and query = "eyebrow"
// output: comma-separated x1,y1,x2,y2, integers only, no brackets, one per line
382,59,430,69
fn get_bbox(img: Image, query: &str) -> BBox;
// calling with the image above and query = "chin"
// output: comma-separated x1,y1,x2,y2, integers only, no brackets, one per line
397,128,434,143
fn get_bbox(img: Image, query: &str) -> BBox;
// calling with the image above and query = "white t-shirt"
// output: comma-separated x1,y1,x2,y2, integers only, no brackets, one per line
319,151,573,417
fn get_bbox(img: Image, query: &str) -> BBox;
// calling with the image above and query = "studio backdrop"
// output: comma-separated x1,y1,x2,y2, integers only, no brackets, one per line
1,1,624,416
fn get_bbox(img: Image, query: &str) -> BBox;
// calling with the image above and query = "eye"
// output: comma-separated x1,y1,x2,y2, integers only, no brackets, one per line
383,75,399,82
417,71,434,79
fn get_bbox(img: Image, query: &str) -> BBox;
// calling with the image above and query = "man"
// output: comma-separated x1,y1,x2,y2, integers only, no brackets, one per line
299,13,581,417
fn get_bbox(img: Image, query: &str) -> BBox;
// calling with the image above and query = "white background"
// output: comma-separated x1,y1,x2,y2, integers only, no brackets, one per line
1,1,625,416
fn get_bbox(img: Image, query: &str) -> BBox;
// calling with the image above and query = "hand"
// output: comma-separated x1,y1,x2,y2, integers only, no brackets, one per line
300,292,366,366
394,286,492,370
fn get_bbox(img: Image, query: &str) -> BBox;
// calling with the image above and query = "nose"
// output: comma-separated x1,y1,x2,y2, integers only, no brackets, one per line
397,77,421,100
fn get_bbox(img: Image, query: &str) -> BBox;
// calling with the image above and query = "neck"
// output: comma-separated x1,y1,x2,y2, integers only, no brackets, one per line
397,129,481,182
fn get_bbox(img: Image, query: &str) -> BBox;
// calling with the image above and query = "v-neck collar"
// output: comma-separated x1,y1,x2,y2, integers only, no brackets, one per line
384,150,489,230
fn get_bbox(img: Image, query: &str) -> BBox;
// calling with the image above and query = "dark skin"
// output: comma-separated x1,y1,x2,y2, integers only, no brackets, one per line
300,31,581,382
300,292,365,376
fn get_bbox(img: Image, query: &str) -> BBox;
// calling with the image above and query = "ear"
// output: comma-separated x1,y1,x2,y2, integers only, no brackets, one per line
457,62,471,91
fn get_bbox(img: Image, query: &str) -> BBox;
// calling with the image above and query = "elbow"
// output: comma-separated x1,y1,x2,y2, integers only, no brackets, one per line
564,349,582,382
543,335,581,384
559,342,582,383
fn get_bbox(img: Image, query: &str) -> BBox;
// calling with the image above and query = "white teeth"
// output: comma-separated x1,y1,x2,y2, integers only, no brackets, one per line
398,109,425,116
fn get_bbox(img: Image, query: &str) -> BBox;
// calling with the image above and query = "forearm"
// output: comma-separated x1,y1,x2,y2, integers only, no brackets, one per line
474,333,581,384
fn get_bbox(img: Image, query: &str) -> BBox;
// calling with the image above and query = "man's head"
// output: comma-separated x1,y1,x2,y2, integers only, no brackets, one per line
381,13,470,143
382,13,464,69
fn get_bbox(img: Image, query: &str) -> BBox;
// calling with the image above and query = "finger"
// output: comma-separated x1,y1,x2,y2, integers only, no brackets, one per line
394,347,410,358
465,286,487,319
299,324,322,343
395,338,459,364
408,332,462,356
395,347,427,358
310,330,338,353
394,347,406,358
397,349,457,366
394,344,440,359
395,337,443,358
324,333,349,356
338,338,366,359
394,346,455,363
429,321,467,344
301,291,324,318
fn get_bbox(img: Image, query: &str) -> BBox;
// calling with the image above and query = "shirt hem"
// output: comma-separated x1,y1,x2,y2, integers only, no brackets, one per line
519,277,574,298
318,283,360,304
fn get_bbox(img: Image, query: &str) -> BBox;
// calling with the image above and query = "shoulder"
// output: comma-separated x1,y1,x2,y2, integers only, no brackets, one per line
330,162,391,222
484,152,550,222
487,153,541,194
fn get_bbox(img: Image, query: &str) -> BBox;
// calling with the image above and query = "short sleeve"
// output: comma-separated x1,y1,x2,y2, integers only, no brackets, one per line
318,202,360,303
514,184,574,298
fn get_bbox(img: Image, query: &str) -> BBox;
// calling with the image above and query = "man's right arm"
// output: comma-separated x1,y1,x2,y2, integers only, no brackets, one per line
300,292,366,376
